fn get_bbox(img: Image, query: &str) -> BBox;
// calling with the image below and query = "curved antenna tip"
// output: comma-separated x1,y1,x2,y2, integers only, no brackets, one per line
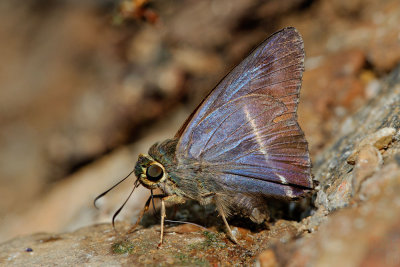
93,169,136,209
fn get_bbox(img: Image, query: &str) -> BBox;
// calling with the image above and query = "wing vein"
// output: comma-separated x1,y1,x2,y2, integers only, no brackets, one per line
201,98,284,156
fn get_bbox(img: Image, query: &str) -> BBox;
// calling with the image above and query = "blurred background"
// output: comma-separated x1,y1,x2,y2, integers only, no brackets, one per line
0,0,399,243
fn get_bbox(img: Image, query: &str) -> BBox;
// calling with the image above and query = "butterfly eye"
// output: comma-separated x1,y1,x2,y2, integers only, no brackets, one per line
146,163,164,182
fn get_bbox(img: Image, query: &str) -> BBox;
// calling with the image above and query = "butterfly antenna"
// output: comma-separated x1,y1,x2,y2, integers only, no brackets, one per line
150,190,207,231
93,169,135,209
112,180,140,229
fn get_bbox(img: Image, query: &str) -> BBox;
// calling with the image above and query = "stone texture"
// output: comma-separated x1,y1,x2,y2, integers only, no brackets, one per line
352,144,382,195
285,163,400,267
347,127,396,164
314,66,400,212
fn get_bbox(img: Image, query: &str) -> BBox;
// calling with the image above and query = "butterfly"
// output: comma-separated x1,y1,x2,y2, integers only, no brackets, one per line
95,27,313,246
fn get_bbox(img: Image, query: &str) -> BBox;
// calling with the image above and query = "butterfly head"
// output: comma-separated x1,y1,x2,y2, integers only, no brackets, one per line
135,153,167,189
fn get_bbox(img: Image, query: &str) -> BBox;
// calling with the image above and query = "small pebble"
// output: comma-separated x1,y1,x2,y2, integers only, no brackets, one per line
352,145,383,194
347,127,395,164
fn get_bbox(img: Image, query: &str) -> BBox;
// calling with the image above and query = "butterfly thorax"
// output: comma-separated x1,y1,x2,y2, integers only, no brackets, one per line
134,139,224,203
146,139,252,215
134,139,191,199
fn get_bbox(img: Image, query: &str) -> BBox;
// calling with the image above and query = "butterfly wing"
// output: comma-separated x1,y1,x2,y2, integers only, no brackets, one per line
175,27,312,200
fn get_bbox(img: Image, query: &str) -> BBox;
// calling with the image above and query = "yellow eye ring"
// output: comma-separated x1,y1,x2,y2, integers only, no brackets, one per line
146,162,165,182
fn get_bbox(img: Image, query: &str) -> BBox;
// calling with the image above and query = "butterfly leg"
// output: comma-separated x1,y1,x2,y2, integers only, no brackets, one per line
158,195,186,248
203,193,238,244
216,204,238,244
127,194,165,234
158,198,166,248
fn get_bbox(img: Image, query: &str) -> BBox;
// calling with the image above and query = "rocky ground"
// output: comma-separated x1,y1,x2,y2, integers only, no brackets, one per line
0,0,400,266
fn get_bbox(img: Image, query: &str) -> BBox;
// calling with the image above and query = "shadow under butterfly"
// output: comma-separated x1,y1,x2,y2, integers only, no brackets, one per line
95,27,314,246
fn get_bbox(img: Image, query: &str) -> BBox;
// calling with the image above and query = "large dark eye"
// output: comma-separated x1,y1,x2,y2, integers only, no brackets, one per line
146,163,164,182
